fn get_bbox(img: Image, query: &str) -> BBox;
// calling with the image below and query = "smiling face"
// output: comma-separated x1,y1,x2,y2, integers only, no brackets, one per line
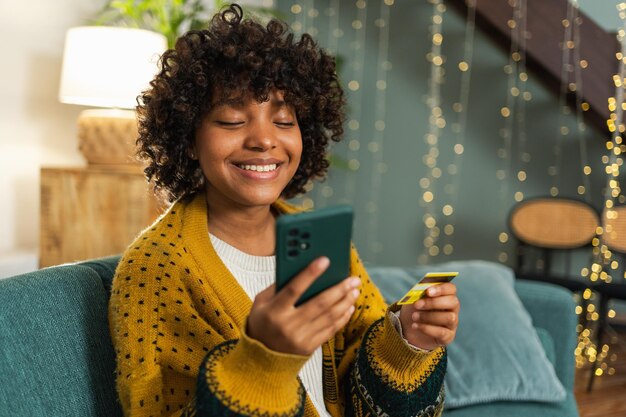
194,90,302,211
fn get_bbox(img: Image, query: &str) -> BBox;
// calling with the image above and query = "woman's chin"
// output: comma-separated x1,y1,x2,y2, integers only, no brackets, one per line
233,190,285,208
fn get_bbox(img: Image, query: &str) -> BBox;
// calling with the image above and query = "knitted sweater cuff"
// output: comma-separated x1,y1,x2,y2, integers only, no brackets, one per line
232,329,309,384
371,304,445,379
344,307,447,416
201,331,308,414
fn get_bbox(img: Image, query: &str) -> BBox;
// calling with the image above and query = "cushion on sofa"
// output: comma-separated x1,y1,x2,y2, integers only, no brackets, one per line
367,260,566,409
535,327,556,368
0,264,123,416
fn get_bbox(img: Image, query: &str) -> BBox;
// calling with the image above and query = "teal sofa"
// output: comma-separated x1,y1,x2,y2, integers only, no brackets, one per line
0,256,578,416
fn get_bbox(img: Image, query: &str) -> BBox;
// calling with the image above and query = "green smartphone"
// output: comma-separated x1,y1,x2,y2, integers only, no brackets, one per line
275,205,354,306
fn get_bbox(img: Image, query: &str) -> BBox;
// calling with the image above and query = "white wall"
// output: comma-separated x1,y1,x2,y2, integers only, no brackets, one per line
0,0,275,278
0,0,102,275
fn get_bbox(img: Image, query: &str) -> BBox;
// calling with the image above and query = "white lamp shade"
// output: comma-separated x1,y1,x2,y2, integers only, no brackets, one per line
59,26,168,109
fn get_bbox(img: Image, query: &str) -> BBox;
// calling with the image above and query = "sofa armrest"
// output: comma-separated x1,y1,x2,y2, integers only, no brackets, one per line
514,279,577,391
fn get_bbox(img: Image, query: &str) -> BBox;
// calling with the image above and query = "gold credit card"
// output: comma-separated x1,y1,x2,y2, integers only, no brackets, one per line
397,272,458,305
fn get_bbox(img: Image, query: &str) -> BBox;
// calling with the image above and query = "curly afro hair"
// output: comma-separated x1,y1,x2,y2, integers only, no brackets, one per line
136,3,345,203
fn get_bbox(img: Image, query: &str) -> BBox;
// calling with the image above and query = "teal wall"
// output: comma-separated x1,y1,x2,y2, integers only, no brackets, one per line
578,0,623,32
278,0,610,269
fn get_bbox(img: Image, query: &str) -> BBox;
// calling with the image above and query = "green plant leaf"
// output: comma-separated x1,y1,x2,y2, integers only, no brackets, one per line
327,154,350,170
93,0,287,48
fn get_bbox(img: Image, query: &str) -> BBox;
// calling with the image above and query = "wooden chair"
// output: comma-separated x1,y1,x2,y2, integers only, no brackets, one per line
587,204,626,392
508,197,600,325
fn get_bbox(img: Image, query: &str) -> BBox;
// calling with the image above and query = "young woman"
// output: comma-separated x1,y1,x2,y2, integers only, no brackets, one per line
109,4,460,416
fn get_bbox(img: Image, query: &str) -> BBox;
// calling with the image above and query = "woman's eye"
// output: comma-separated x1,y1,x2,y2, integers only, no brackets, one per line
275,121,295,127
216,121,243,126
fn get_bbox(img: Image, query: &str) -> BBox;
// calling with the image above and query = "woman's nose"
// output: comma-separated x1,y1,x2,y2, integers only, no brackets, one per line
244,121,277,151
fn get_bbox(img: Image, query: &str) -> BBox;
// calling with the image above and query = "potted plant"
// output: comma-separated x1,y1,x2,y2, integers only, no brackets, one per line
94,0,281,47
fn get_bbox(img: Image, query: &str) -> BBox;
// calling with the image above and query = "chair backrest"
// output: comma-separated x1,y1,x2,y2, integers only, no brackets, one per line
602,204,626,254
509,197,599,250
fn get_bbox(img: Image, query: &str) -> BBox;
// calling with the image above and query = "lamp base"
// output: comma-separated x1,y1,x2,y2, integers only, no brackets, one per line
77,109,141,167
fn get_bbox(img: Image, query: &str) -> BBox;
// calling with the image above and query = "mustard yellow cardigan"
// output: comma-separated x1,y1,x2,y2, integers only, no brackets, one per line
109,194,446,416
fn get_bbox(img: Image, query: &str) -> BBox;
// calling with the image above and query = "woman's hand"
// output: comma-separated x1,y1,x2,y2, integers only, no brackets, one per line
246,257,361,356
399,283,460,351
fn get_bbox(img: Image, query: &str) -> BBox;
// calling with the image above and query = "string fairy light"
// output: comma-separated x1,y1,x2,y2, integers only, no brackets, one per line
570,0,593,201
290,2,304,34
314,0,342,209
548,0,598,372
340,0,368,206
305,1,319,36
496,0,529,264
579,1,626,380
551,0,592,201
365,0,393,258
439,0,477,258
290,0,317,210
418,0,446,265
512,0,530,208
325,0,341,53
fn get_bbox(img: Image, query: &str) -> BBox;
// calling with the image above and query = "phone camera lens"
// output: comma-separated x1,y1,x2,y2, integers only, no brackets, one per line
288,249,299,257
288,228,299,236
288,239,298,247
301,232,310,239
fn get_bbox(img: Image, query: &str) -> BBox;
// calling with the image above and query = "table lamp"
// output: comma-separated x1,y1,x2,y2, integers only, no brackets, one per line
59,26,167,166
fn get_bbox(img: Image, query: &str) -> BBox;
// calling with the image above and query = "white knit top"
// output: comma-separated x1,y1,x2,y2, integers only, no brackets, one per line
209,233,332,417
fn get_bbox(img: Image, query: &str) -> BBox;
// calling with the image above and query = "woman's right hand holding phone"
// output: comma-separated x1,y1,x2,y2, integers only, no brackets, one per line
246,256,361,356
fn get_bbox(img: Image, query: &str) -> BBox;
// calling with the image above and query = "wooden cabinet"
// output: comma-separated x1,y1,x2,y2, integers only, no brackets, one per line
40,166,162,267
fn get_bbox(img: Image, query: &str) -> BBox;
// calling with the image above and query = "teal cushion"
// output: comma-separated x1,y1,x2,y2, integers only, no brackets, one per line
0,264,122,416
368,260,566,409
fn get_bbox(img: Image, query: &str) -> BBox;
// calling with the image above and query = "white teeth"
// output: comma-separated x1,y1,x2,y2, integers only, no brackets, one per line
238,164,277,172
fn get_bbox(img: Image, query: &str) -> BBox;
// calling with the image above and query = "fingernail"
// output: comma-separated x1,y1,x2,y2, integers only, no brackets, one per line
428,287,438,296
352,289,360,298
415,300,425,309
349,305,356,315
317,257,330,269
412,322,419,329
412,312,420,321
349,277,361,288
